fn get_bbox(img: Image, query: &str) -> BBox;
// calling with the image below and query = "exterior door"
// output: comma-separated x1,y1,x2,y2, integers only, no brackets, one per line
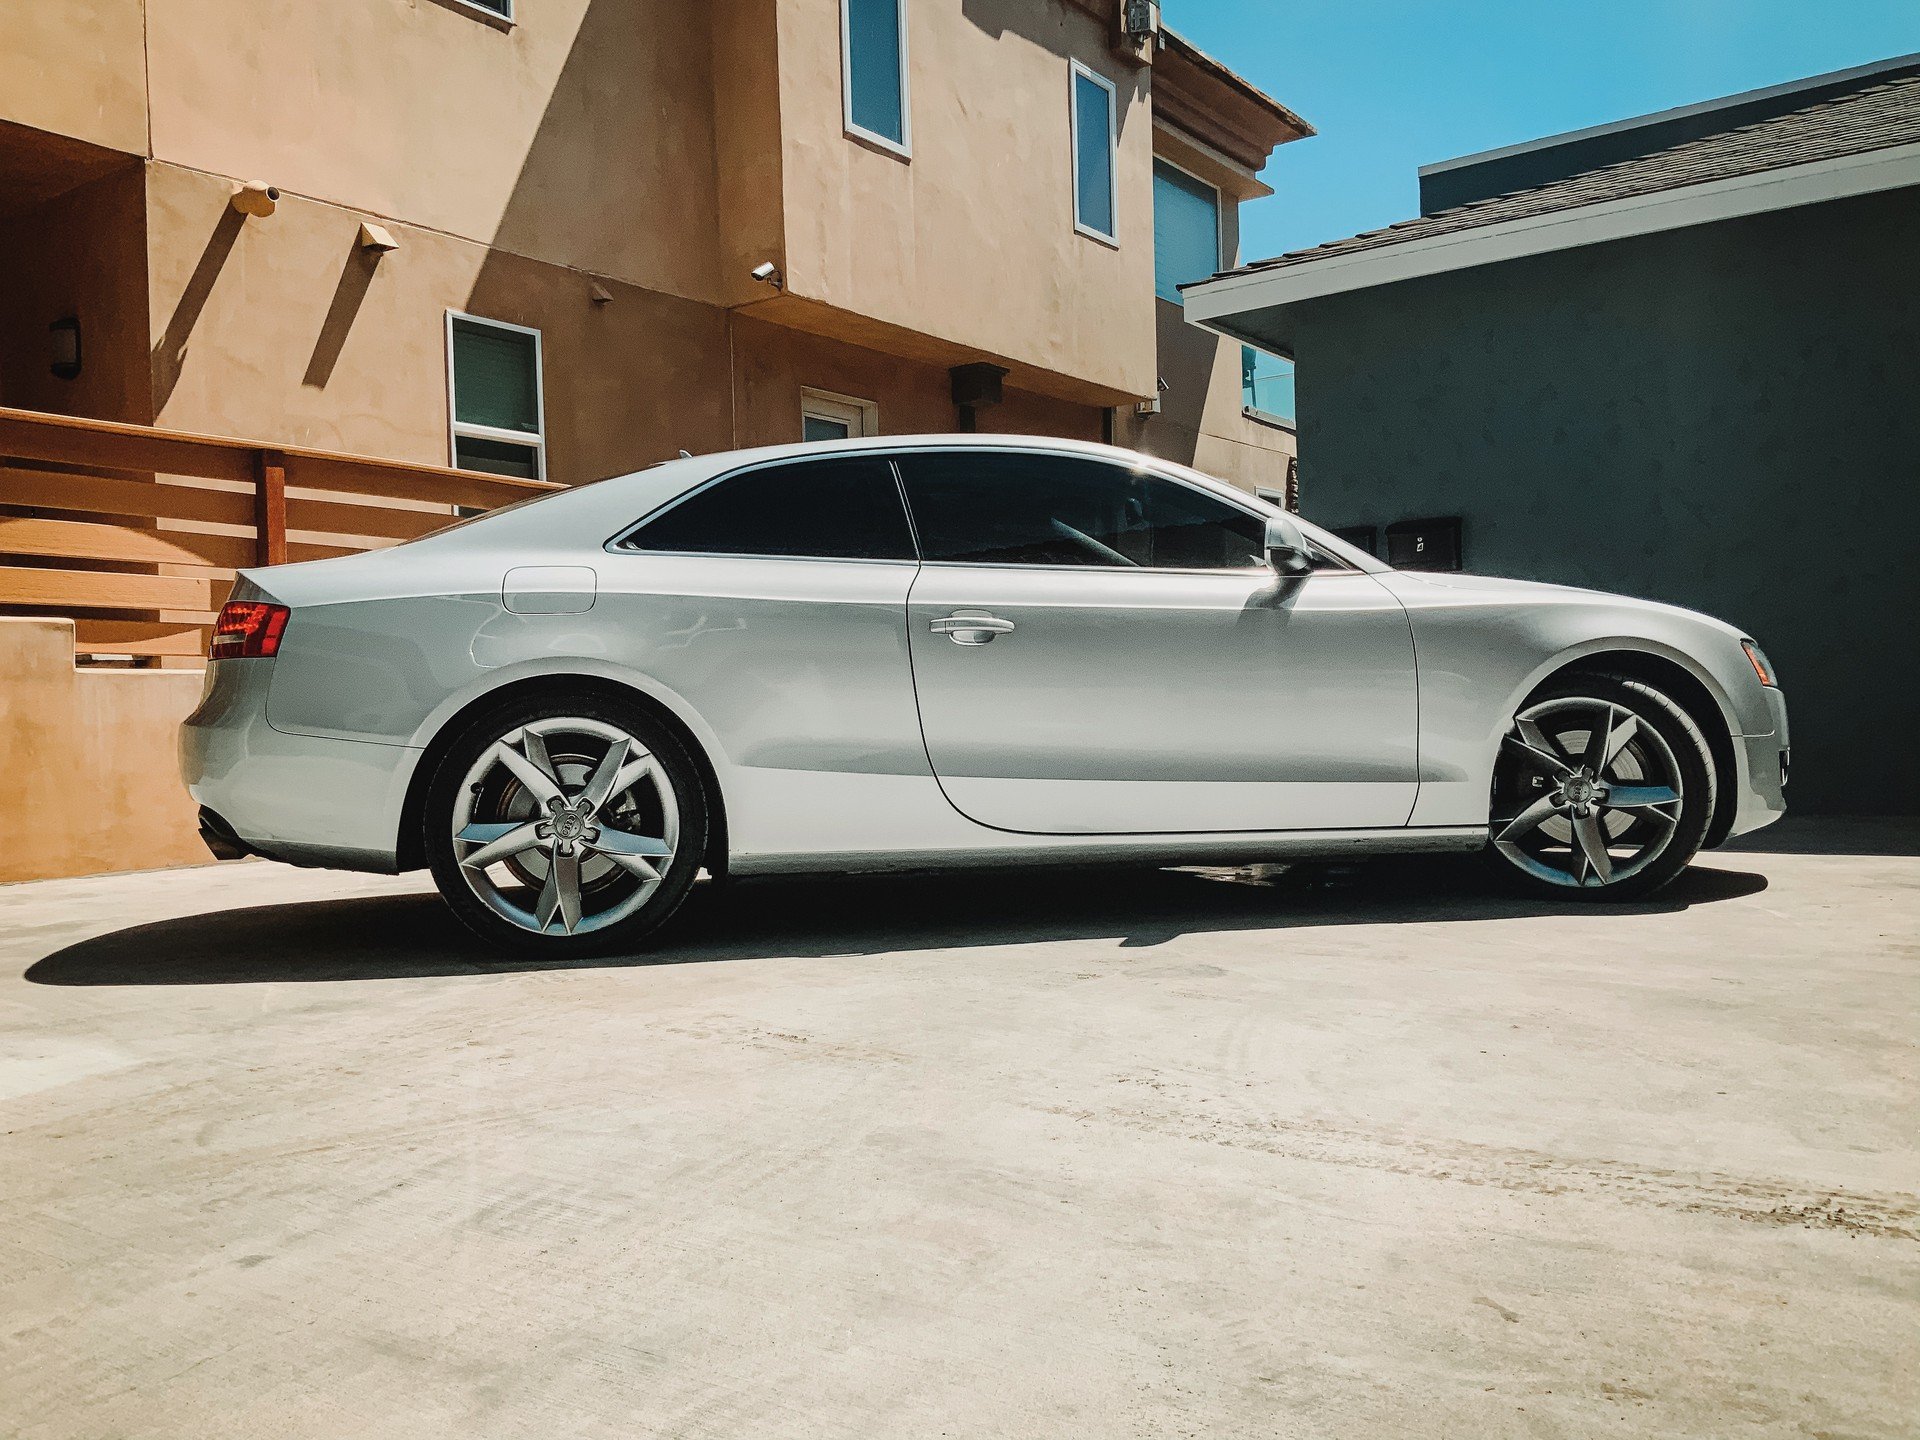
896,450,1419,835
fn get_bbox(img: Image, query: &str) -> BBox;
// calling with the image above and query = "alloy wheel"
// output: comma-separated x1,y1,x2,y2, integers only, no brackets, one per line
1493,695,1686,889
451,717,679,937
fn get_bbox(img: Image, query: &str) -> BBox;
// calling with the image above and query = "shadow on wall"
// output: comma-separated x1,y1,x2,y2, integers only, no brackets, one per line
151,205,246,413
460,0,734,482
302,239,381,390
27,855,1766,987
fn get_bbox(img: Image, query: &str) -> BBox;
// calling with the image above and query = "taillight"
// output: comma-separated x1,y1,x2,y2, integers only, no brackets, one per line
210,601,290,659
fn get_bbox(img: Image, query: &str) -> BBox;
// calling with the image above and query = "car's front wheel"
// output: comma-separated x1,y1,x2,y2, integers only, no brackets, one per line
423,692,708,954
1487,673,1715,900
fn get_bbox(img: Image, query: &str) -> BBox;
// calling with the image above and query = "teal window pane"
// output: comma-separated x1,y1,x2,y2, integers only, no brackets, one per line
1153,160,1219,301
1074,72,1114,238
451,317,540,434
1241,345,1296,425
804,415,853,442
847,0,904,144
454,435,540,479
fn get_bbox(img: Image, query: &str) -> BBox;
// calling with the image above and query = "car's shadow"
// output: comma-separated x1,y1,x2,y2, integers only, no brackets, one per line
26,856,1769,987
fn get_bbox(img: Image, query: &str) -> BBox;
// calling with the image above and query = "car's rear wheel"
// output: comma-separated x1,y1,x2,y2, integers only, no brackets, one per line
1487,673,1715,901
423,693,708,954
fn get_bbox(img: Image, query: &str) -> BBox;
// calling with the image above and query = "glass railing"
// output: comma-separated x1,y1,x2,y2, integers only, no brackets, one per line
1241,346,1295,425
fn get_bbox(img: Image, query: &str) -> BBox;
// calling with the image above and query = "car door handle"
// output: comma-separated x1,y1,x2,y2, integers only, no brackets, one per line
930,612,1016,645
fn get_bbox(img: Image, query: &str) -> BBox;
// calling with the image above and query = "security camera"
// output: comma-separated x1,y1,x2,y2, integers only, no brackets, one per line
750,261,783,289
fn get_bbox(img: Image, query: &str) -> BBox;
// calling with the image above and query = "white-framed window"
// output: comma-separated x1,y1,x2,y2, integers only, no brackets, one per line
801,387,878,442
1070,59,1118,245
448,0,513,23
446,311,546,480
841,0,910,157
1152,157,1222,301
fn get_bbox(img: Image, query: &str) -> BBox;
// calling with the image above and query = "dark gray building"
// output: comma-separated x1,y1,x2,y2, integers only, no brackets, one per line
1186,57,1920,814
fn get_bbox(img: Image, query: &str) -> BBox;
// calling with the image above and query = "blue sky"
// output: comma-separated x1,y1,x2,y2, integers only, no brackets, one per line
1165,1,1920,263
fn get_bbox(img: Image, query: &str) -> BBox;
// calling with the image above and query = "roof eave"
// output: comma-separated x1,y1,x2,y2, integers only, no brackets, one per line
1183,139,1920,336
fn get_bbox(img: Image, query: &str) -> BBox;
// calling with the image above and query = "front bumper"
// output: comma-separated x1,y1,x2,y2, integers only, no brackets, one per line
179,661,419,873
1725,685,1790,839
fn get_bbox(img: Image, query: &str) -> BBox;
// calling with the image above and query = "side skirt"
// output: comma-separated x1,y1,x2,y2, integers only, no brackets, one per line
728,826,1490,877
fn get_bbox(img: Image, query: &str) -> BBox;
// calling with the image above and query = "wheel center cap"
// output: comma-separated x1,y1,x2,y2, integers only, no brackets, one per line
550,808,587,841
1563,775,1597,807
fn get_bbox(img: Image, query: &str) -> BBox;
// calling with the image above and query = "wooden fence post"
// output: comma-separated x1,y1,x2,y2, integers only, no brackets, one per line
254,449,287,567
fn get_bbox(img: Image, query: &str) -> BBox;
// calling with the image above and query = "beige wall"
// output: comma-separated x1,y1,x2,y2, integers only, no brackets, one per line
0,0,149,155
146,163,736,481
770,0,1156,404
732,313,1102,449
0,619,207,883
0,165,152,422
146,0,728,307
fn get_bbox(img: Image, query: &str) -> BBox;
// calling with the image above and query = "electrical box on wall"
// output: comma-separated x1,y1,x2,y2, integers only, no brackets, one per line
1385,517,1463,571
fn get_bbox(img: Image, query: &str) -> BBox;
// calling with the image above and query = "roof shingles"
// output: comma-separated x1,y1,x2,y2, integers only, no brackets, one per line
1201,71,1920,283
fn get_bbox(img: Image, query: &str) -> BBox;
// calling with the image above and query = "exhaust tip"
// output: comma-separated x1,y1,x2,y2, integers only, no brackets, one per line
197,807,252,862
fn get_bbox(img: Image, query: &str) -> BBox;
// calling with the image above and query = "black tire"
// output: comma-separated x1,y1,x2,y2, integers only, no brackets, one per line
423,690,710,955
1485,672,1716,902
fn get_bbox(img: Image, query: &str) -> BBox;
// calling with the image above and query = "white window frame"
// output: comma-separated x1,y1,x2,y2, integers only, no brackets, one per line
445,0,514,25
1069,59,1119,247
840,0,912,159
445,310,547,482
1151,154,1223,302
801,387,879,439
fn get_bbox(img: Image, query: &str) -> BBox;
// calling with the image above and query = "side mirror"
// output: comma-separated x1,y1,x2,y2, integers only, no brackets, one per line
1264,512,1314,577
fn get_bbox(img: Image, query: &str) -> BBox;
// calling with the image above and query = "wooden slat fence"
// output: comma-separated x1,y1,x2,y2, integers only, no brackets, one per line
0,407,556,661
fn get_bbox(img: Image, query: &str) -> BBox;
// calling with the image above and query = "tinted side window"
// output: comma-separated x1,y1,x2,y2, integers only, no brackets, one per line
897,452,1266,570
620,458,915,561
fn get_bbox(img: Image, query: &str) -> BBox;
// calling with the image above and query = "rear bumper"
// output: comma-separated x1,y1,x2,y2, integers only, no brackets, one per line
179,661,418,873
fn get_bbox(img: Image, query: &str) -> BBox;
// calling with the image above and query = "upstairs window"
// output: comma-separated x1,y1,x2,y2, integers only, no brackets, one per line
1070,61,1117,243
1153,159,1221,301
452,0,513,19
843,0,909,154
447,313,546,481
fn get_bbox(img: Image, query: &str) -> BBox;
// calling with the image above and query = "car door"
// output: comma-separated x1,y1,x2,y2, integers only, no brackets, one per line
600,454,926,784
897,449,1420,835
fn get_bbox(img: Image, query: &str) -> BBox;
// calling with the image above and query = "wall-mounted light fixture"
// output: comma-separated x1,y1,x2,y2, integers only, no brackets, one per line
231,181,280,218
357,222,399,254
49,316,81,381
588,280,614,305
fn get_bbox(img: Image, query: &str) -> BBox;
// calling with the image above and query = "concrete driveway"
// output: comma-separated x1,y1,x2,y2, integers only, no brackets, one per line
3,822,1916,1438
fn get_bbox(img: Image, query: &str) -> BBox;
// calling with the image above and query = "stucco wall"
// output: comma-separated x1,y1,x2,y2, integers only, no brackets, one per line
773,0,1156,402
146,162,736,481
0,0,148,155
1290,187,1920,814
0,619,207,883
146,0,727,306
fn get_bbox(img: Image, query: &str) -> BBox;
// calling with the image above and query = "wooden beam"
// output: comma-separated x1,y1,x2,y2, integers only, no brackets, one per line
289,453,552,510
0,515,253,569
0,566,209,611
287,495,452,542
254,449,288,566
1,467,255,526
0,410,255,484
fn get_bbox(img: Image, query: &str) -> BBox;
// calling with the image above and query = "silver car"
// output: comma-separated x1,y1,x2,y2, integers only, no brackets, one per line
181,435,1787,952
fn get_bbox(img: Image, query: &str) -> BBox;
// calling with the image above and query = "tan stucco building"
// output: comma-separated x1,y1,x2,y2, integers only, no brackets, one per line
1,0,1302,486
